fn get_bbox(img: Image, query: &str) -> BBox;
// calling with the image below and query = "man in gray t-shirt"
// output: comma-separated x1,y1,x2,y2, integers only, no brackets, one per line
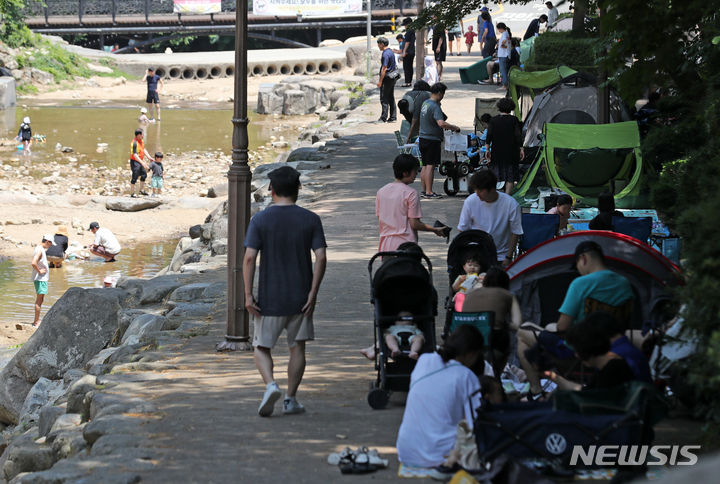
244,166,327,417
417,82,460,198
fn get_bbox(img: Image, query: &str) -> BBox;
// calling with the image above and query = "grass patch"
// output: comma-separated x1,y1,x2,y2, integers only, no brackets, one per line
14,38,128,85
16,83,38,95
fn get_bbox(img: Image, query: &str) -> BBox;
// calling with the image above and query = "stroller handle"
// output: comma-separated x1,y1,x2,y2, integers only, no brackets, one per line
367,250,434,300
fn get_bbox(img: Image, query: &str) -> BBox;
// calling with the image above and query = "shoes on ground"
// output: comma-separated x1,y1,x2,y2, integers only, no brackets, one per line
258,382,282,417
283,396,306,415
387,117,397,122
130,193,137,198
429,464,462,481
376,118,387,123
139,191,150,196
423,192,443,199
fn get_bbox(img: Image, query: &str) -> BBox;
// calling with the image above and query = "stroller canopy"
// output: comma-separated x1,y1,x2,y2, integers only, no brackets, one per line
507,231,683,327
513,121,652,208
372,256,434,318
446,230,497,284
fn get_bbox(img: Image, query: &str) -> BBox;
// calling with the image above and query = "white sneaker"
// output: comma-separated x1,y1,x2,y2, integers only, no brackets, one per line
258,382,281,417
283,397,306,415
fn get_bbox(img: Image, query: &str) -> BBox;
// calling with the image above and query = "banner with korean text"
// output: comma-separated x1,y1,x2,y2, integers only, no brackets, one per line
253,0,364,18
173,0,221,14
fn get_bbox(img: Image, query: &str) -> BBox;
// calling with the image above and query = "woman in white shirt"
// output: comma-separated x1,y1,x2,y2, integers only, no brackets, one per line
396,325,484,468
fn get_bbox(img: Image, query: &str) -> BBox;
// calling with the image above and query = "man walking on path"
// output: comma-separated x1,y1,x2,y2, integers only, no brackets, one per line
458,170,523,266
376,154,448,252
142,67,164,121
88,222,122,262
31,234,54,327
243,166,327,417
129,129,152,197
419,83,461,198
376,37,398,123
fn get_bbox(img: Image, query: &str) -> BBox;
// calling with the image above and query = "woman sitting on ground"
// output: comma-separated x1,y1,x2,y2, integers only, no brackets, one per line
396,325,484,469
461,267,522,379
544,317,635,391
589,191,624,231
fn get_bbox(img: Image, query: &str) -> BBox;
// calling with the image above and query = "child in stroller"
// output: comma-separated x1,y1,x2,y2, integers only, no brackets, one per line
385,311,426,360
451,252,486,312
362,310,426,360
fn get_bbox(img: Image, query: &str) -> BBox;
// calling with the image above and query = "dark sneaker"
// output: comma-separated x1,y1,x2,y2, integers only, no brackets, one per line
258,382,281,417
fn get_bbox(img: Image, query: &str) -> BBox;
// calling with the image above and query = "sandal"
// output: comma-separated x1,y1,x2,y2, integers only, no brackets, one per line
339,448,379,474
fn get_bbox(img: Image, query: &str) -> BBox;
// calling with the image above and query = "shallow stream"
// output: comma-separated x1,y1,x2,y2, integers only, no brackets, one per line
0,240,178,325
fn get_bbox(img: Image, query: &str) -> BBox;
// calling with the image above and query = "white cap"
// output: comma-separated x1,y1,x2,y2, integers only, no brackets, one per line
42,234,56,245
103,276,116,285
23,117,30,124
140,107,147,114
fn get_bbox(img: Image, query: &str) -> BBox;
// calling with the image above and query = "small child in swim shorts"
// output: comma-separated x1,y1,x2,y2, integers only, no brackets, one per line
385,311,425,360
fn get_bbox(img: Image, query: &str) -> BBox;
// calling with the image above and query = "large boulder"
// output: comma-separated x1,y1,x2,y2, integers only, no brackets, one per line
0,288,128,424
105,197,162,212
257,83,283,115
283,89,309,115
0,77,16,109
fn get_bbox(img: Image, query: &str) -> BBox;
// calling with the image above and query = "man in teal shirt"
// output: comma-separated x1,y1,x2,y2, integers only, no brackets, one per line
517,241,633,398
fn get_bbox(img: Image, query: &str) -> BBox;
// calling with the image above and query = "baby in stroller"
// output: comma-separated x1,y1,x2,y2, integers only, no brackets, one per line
451,252,486,312
385,311,426,360
362,311,426,360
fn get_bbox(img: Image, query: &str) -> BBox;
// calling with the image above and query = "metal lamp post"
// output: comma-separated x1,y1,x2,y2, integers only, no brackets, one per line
217,0,252,352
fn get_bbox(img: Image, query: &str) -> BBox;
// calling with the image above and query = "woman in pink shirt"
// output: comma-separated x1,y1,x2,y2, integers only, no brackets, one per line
546,194,573,231
376,154,448,252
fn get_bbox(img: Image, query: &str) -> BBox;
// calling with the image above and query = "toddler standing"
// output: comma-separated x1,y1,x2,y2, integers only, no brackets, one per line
464,26,477,54
149,152,164,197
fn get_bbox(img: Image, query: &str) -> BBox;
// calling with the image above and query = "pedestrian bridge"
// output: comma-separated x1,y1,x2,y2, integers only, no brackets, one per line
25,0,415,49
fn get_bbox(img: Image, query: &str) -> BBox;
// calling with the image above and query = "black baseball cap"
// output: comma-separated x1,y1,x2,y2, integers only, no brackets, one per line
571,240,604,269
88,221,100,231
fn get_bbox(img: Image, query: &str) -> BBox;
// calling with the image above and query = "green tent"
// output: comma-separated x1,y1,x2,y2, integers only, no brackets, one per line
508,65,578,121
513,121,652,208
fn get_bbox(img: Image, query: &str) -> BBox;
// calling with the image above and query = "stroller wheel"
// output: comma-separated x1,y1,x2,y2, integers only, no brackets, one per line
438,162,450,176
367,388,390,409
458,163,470,176
443,178,459,197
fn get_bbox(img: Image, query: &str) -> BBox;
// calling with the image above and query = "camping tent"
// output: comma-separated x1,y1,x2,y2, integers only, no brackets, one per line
508,65,578,122
513,121,651,208
522,84,629,147
508,66,630,147
507,231,683,328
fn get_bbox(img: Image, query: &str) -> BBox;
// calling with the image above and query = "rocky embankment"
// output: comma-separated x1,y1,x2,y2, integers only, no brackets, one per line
0,89,377,481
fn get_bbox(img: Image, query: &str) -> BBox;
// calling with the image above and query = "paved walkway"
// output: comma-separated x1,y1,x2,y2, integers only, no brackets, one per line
126,55,498,482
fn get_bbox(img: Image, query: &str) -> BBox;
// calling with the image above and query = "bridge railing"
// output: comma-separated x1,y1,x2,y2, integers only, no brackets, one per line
27,0,416,20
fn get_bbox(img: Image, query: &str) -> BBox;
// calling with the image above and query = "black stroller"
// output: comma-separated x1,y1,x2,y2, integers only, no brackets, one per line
366,249,437,409
442,230,498,340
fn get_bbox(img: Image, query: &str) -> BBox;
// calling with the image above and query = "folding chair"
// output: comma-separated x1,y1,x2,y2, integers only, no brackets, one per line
612,216,652,243
449,312,501,381
519,213,559,253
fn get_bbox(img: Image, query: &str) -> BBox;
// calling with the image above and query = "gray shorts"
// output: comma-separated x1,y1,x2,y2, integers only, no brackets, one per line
252,313,314,349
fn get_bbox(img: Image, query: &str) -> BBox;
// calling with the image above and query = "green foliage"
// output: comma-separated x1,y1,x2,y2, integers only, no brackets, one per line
527,31,603,70
599,0,720,441
0,0,38,47
16,41,93,81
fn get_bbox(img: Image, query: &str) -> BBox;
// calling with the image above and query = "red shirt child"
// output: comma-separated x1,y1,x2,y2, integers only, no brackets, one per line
464,26,478,46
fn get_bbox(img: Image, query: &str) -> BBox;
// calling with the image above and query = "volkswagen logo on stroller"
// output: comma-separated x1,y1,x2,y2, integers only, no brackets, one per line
545,433,567,455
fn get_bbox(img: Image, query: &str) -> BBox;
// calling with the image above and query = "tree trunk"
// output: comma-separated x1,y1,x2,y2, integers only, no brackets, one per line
573,0,588,35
